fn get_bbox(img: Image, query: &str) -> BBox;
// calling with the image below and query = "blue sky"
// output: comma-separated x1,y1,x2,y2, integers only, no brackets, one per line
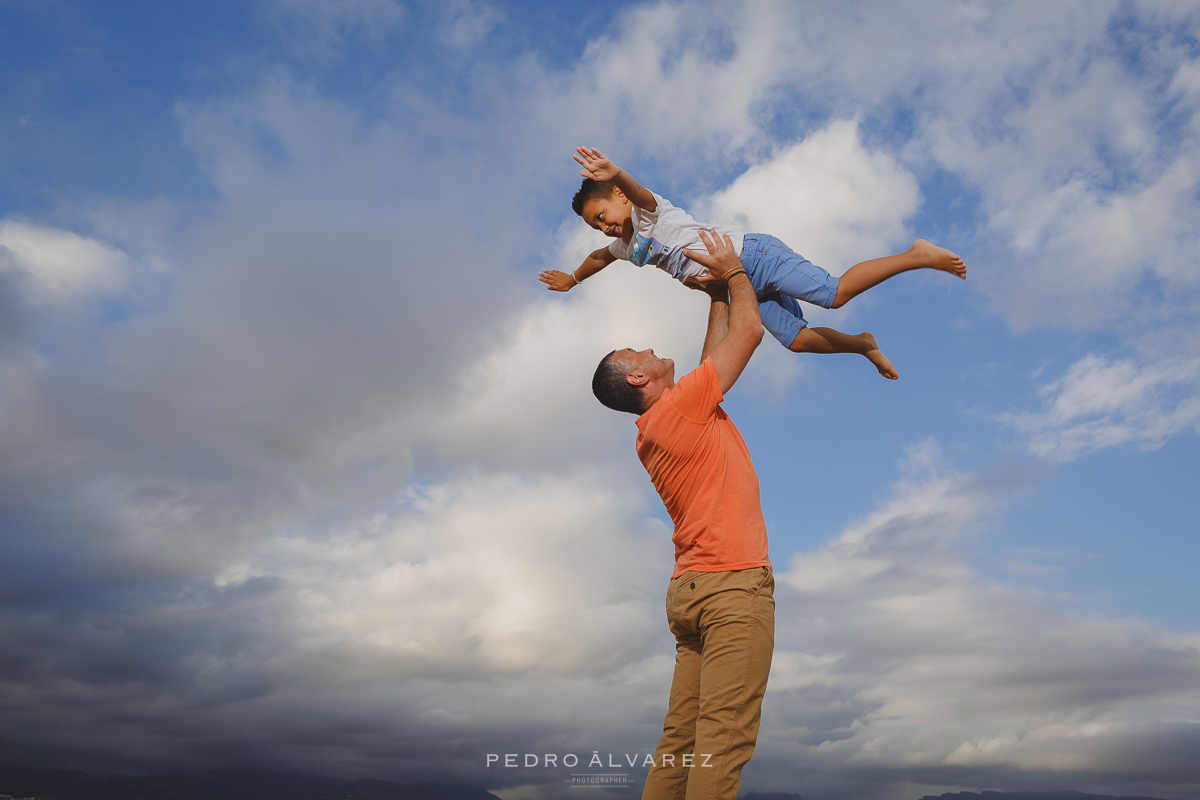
1,2,1199,799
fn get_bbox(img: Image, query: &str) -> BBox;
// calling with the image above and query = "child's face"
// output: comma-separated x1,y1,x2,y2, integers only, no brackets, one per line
580,188,633,239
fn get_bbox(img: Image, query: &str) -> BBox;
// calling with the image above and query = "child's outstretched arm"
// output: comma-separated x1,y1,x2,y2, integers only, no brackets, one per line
539,246,616,292
574,147,657,213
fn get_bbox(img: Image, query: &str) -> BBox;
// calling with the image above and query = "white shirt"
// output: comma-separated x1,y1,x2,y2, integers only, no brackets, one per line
608,192,744,282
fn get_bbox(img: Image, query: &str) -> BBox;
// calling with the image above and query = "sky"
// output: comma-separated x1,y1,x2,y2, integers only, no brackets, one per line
0,1,1199,799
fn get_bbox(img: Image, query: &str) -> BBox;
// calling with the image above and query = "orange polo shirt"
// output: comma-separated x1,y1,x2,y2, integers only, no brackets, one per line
635,358,771,578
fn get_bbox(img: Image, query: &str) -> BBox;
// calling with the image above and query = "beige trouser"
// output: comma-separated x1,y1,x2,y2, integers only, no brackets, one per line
641,566,775,800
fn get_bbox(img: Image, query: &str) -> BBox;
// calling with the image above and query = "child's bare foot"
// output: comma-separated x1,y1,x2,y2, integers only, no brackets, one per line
860,332,898,380
910,239,966,279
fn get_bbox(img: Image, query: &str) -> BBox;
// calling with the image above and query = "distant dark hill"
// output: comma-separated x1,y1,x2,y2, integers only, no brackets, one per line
298,778,501,800
174,769,347,800
0,767,225,799
920,792,1171,800
0,767,501,800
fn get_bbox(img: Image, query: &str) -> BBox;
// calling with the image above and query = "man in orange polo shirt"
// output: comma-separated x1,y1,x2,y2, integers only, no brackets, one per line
591,231,773,800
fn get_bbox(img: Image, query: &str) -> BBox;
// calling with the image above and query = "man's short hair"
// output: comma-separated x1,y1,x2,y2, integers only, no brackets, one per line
592,351,645,415
571,178,617,217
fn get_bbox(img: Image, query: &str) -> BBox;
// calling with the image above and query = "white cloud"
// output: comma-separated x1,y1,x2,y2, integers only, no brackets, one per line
558,2,807,160
702,119,921,274
0,219,131,301
751,447,1200,797
571,1,1199,335
907,5,1200,330
1000,349,1200,462
548,1,1200,333
430,223,711,470
216,471,669,681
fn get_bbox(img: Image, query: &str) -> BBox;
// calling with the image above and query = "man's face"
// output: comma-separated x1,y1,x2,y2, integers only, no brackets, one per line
620,348,674,385
580,190,634,239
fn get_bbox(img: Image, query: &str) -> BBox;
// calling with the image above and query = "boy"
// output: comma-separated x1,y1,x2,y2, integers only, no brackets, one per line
539,147,967,380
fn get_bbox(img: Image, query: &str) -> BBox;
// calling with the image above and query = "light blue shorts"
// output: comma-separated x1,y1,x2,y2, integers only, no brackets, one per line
741,233,839,347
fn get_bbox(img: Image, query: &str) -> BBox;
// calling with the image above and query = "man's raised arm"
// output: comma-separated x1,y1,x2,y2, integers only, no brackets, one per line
682,231,763,394
698,283,729,366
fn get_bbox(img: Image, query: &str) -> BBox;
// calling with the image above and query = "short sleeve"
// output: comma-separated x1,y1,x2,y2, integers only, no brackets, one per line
640,193,663,224
666,358,724,421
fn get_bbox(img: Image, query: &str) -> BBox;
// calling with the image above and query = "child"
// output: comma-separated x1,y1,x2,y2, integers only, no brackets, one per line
539,147,967,380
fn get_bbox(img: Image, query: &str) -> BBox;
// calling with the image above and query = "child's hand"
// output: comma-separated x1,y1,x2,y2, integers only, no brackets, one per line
574,147,621,182
539,269,578,292
683,273,726,298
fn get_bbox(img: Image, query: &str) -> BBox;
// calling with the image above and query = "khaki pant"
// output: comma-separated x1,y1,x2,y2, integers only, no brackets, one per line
641,567,775,800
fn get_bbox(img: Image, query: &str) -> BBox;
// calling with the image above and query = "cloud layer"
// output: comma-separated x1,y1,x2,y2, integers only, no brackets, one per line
760,448,1200,798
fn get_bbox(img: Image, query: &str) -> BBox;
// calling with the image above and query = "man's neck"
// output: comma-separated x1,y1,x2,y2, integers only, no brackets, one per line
642,380,672,410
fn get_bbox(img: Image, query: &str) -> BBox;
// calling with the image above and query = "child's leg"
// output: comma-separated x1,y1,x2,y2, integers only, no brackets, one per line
760,293,899,380
831,240,965,309
789,327,898,380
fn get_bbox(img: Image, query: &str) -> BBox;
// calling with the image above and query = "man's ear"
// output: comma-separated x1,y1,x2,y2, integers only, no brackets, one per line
611,186,628,203
626,371,648,388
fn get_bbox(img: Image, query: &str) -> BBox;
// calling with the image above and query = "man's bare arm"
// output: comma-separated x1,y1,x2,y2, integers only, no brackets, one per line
682,231,763,393
713,272,763,393
698,285,728,364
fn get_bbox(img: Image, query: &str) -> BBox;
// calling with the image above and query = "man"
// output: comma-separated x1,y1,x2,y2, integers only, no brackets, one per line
591,231,774,800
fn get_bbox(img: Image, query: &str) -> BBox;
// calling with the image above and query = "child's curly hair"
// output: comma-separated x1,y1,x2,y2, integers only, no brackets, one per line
571,178,618,217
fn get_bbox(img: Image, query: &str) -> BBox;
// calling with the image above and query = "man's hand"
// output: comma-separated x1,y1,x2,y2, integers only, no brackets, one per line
538,269,577,292
681,230,745,283
574,146,621,182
